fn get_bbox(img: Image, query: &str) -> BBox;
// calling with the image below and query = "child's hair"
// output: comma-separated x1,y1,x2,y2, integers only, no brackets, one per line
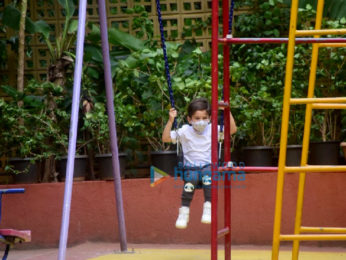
187,98,211,117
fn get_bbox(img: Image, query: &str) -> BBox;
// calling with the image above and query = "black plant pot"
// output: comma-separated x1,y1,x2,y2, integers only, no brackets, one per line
9,158,38,184
309,141,341,165
242,146,274,166
58,155,88,181
219,148,242,165
286,145,303,166
230,150,242,164
0,173,13,185
341,142,346,163
95,153,127,180
151,151,178,176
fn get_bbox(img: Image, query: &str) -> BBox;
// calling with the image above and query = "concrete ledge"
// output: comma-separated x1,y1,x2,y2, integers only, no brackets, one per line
0,173,346,248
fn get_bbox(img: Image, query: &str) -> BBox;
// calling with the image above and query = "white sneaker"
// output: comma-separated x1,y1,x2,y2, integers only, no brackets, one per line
175,206,190,229
201,201,211,224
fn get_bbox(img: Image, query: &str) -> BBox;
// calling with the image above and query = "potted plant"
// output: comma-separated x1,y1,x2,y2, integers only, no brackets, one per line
113,43,173,175
0,96,38,183
76,18,156,179
82,101,128,180
0,82,69,183
340,116,346,164
1,0,81,181
230,58,283,166
309,20,344,165
310,109,342,165
231,2,324,167
113,37,216,175
286,108,304,166
340,142,346,162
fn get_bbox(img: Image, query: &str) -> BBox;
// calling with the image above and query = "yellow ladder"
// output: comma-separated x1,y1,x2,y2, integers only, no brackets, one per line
272,0,346,259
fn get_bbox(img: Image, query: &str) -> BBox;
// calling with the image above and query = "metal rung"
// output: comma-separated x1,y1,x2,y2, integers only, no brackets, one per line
280,234,346,241
301,226,346,234
218,37,346,44
295,28,346,36
318,43,346,48
217,227,230,238
284,165,346,173
312,103,346,109
0,189,25,194
218,101,229,109
218,166,278,173
290,97,346,104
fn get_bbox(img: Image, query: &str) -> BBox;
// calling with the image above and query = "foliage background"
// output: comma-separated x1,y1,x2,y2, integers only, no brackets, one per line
0,0,345,165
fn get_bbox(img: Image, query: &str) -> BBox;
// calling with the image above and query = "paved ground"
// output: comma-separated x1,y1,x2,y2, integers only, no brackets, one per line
5,242,346,260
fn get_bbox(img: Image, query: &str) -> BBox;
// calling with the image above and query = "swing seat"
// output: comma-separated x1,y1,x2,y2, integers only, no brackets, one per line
0,189,30,260
0,229,31,245
0,229,31,260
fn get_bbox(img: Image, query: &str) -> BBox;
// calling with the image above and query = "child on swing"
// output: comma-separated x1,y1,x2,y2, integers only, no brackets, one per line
162,98,237,229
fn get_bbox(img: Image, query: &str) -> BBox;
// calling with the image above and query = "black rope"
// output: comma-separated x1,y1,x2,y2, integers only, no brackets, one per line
229,0,235,35
220,0,234,132
155,0,177,129
221,0,235,134
2,244,10,260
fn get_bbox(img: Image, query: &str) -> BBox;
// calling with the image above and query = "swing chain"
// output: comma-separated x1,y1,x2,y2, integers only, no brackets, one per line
155,0,177,129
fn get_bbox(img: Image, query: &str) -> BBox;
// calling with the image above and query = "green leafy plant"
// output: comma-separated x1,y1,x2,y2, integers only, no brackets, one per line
33,0,77,68
0,81,70,176
1,0,79,181
309,14,345,141
229,1,345,147
229,44,287,147
114,39,212,151
82,102,110,155
125,5,154,41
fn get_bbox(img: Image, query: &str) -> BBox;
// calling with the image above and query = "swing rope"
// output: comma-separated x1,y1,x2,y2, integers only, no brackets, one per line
228,0,235,36
155,0,184,162
155,0,235,161
155,0,177,129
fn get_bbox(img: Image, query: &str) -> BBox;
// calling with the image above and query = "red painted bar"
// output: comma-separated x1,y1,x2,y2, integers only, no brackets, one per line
222,0,231,259
219,166,278,173
211,0,219,259
218,37,346,44
217,227,230,238
218,101,229,109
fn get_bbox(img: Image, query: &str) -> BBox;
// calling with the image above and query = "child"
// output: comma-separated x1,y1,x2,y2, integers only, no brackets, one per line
162,98,237,229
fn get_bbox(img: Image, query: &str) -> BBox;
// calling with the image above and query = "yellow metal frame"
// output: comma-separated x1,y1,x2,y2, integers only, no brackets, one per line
271,0,346,259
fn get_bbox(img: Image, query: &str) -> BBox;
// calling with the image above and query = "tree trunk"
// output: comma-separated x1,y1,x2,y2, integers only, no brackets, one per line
17,0,27,129
17,0,27,101
41,56,73,182
42,155,56,182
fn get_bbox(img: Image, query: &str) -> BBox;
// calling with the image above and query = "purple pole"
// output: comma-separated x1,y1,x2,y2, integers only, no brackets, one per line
57,0,87,259
98,0,128,252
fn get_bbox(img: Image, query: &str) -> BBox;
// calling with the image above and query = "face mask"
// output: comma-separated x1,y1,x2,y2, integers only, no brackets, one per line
191,120,209,133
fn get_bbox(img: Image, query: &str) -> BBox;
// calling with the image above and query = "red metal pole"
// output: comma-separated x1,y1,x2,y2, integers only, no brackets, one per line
211,0,219,259
219,37,346,44
222,0,231,260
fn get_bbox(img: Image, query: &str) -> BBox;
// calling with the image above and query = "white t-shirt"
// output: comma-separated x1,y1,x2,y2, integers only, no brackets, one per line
170,124,220,167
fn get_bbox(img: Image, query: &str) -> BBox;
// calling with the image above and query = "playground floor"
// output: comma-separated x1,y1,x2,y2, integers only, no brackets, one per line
6,242,346,260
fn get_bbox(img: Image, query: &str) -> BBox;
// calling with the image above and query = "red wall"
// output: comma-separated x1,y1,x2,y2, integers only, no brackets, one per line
1,172,346,248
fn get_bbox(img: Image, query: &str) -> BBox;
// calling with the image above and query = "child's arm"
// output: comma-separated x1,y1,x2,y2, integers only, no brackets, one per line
162,108,177,143
230,111,237,135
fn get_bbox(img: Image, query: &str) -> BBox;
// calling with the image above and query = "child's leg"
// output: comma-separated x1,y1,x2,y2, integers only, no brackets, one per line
176,167,199,229
181,168,200,207
201,165,212,202
200,165,212,224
